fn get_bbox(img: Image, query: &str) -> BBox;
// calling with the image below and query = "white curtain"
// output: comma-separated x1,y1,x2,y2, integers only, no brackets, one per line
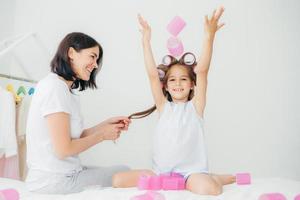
0,86,20,180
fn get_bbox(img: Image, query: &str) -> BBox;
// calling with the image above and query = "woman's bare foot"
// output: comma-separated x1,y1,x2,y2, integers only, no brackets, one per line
211,174,236,185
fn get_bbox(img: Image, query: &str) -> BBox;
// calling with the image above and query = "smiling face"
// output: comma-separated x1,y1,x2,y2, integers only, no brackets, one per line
68,46,100,81
165,64,194,103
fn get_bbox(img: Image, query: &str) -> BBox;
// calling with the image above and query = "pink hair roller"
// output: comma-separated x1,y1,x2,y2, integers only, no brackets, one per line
167,16,186,36
258,193,287,200
157,69,165,79
236,173,251,185
0,189,19,200
130,191,165,200
167,37,184,57
295,194,300,200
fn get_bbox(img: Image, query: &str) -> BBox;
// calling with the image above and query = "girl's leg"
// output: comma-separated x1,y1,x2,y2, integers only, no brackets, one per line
186,173,235,195
186,173,221,195
112,169,155,188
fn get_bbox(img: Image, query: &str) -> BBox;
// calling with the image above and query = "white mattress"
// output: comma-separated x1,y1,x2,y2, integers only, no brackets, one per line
1,177,299,200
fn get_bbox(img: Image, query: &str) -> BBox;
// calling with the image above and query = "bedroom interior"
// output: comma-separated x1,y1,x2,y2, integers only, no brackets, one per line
0,0,299,199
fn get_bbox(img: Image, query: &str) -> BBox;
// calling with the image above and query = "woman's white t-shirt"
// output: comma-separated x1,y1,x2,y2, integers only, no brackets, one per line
26,73,84,187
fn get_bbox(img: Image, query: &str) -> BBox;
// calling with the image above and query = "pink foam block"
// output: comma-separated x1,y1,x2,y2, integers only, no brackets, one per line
236,173,251,185
259,193,287,200
150,176,161,190
167,37,184,57
138,175,150,190
160,172,184,190
0,189,19,200
295,194,300,200
161,176,185,190
130,191,165,200
138,175,161,190
167,16,186,36
137,173,185,191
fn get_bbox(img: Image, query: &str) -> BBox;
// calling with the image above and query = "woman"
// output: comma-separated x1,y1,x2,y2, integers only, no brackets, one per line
25,32,131,194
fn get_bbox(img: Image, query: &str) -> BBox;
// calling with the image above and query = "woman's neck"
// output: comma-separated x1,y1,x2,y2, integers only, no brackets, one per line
64,80,73,89
57,75,73,89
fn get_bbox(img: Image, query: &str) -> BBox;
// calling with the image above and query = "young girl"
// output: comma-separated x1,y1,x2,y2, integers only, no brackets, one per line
112,7,235,195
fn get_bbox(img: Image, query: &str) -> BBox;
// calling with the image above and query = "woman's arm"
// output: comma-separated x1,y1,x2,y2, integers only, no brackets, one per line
46,113,129,159
138,14,166,112
192,7,225,117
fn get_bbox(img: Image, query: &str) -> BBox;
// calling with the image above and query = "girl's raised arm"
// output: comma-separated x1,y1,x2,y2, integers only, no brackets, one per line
192,7,225,117
138,14,166,112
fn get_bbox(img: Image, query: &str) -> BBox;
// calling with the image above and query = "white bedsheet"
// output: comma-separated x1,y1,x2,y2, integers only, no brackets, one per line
1,177,299,200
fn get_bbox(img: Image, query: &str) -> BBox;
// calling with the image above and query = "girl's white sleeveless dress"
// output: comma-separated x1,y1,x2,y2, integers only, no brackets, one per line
152,101,208,178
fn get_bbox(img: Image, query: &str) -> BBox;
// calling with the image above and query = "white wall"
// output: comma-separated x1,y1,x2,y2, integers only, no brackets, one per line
1,0,299,180
0,0,16,74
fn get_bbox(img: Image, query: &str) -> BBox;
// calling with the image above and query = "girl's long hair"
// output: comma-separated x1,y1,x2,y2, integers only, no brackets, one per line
129,105,157,119
129,52,197,120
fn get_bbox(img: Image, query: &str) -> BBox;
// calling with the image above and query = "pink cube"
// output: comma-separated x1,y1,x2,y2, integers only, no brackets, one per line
160,173,185,190
162,177,185,190
138,175,161,190
137,173,185,191
176,177,185,189
149,176,161,190
167,16,186,36
162,177,177,190
236,173,251,185
147,191,165,200
130,193,152,200
0,189,19,200
138,175,150,190
167,37,184,57
130,191,165,200
259,193,287,200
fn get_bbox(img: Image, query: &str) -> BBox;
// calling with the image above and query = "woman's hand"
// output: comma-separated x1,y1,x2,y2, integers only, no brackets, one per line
138,14,151,43
204,6,225,39
97,116,131,141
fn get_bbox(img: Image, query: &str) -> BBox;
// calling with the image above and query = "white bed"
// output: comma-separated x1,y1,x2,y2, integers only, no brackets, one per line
1,177,299,200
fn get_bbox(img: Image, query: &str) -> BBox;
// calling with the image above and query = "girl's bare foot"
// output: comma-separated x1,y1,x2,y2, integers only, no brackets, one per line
211,174,236,185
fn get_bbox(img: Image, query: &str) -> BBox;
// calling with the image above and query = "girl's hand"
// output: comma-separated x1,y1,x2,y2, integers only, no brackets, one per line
138,14,151,43
204,6,225,39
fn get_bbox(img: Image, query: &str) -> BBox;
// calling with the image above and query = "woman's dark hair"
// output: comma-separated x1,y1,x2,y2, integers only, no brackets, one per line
129,52,197,119
50,32,103,91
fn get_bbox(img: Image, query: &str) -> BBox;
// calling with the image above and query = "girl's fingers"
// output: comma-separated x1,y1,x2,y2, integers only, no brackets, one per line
138,14,148,28
138,14,145,26
211,9,217,20
205,15,209,24
215,7,225,21
217,23,225,30
138,14,143,22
